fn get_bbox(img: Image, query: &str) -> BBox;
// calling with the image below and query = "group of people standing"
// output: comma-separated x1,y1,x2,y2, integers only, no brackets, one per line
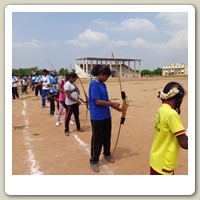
12,64,188,174
12,72,42,99
33,69,85,136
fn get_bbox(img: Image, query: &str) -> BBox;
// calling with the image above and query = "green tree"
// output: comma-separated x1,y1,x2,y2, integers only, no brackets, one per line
58,68,65,76
153,68,162,76
141,69,152,76
12,66,40,77
12,69,19,76
58,68,69,76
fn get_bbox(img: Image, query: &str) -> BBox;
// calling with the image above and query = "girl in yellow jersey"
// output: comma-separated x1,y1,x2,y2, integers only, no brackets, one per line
150,82,188,175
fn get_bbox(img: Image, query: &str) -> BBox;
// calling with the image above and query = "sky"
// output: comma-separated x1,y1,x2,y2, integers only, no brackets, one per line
12,9,188,71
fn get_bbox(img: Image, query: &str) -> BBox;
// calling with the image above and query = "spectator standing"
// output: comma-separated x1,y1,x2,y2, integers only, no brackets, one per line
39,69,50,108
21,76,28,94
34,72,42,96
12,73,19,99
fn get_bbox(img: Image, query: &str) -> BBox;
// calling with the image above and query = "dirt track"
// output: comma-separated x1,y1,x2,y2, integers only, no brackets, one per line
12,76,188,175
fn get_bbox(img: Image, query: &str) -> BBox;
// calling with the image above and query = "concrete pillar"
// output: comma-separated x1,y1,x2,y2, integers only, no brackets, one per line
86,59,88,78
91,60,93,73
110,60,112,70
139,60,141,77
83,59,85,72
120,61,122,77
134,61,136,75
128,61,130,75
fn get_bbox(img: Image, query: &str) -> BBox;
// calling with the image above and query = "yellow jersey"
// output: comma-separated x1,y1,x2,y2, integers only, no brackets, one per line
150,103,186,175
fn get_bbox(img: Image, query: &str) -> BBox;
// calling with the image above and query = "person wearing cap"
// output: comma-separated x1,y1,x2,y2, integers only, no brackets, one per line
48,71,59,116
21,76,28,94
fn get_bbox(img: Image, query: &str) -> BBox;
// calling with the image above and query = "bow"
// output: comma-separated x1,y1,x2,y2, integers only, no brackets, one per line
112,52,129,156
78,76,89,119
46,59,56,71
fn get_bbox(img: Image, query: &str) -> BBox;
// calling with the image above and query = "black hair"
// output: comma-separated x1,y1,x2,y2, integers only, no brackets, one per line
162,81,185,114
65,73,71,81
91,64,111,77
68,72,78,79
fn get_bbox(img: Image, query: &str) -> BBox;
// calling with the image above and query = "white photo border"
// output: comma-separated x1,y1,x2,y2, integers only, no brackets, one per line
5,4,195,195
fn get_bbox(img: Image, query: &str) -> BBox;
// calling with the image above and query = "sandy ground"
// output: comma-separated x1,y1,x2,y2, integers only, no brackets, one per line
12,76,188,175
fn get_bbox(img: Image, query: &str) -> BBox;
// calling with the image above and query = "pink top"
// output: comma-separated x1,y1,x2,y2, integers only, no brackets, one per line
58,80,66,102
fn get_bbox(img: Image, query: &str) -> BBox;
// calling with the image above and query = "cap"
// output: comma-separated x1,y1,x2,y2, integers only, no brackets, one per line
51,71,56,76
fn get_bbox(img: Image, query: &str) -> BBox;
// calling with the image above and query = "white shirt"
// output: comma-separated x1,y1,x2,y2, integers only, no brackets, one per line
64,81,78,105
12,76,18,87
41,75,50,90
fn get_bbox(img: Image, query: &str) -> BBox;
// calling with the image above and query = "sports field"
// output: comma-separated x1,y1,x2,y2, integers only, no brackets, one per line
12,76,188,175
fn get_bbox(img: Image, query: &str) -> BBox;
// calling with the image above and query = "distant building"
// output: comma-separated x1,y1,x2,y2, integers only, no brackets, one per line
75,57,142,79
162,62,188,76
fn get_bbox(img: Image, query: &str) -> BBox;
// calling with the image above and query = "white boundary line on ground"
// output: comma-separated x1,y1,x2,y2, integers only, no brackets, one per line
22,100,44,175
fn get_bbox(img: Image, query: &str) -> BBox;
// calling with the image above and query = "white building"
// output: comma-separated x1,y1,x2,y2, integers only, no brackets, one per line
162,63,188,76
75,57,142,79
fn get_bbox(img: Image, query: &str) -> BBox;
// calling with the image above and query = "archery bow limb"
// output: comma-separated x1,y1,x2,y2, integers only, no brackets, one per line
111,52,129,157
46,59,56,71
77,76,89,119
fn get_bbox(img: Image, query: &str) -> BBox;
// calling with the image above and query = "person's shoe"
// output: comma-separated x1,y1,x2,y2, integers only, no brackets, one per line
55,121,60,127
65,132,70,136
49,113,54,117
70,120,75,125
104,155,115,163
91,163,99,173
77,128,84,132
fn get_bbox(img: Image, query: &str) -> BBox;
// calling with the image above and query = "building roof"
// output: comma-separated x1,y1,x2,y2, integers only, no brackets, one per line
75,57,142,62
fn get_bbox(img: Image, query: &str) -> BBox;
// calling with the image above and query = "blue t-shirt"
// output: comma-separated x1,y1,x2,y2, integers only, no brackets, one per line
49,76,58,93
89,79,111,120
35,75,41,83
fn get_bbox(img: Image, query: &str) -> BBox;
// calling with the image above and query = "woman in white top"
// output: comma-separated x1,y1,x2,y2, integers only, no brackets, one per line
64,72,84,136
38,69,50,108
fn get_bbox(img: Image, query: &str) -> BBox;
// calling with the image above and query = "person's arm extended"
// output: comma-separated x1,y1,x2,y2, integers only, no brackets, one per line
95,99,124,112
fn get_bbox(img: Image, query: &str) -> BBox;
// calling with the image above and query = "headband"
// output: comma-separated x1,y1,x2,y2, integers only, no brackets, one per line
158,87,179,100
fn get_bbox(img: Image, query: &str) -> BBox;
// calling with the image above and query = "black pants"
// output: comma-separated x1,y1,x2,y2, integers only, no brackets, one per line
49,93,58,115
64,103,80,132
12,87,19,99
90,118,112,164
60,100,67,109
34,84,42,96
21,85,28,94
